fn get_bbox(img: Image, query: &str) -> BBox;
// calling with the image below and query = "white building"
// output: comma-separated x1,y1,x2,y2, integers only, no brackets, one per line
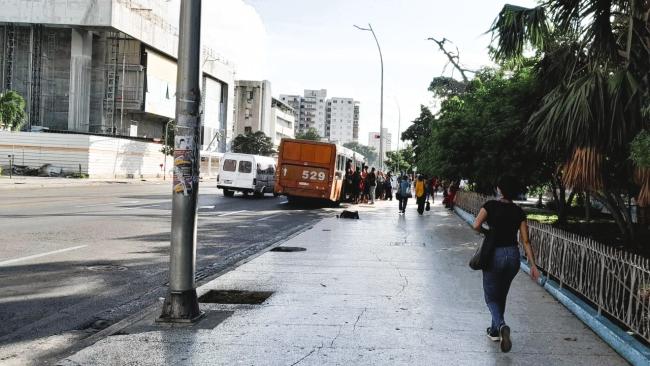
368,128,393,157
0,0,235,153
327,97,356,144
279,90,359,143
270,98,295,147
279,89,327,137
233,80,272,137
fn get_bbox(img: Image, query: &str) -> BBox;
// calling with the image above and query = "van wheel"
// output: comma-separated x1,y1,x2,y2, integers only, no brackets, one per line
254,191,264,198
223,189,234,197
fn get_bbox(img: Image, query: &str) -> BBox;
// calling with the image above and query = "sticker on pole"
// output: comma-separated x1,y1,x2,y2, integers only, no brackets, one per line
173,136,196,196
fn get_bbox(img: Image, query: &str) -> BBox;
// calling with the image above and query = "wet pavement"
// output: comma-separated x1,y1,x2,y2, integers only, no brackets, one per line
59,201,627,365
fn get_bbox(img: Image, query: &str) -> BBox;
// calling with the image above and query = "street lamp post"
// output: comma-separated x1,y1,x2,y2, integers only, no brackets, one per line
354,23,384,171
158,0,203,323
394,98,401,175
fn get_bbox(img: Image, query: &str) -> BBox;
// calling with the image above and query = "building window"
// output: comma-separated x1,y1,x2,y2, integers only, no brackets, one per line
248,91,254,100
245,126,252,134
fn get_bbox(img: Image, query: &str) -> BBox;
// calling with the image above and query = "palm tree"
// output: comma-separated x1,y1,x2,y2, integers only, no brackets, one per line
490,1,650,246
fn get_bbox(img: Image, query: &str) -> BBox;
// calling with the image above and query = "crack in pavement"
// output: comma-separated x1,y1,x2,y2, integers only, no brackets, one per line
291,342,324,366
353,307,367,332
330,324,344,347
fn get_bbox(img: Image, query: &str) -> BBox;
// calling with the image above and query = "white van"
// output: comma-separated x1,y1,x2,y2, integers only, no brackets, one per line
217,153,277,197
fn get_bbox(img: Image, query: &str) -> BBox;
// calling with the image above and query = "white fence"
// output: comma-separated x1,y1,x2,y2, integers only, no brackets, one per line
455,191,650,343
0,131,169,179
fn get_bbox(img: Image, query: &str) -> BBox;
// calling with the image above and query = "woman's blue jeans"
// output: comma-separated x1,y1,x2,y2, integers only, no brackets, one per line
482,246,520,331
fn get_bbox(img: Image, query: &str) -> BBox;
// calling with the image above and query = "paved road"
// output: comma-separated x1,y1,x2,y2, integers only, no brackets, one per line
0,182,334,365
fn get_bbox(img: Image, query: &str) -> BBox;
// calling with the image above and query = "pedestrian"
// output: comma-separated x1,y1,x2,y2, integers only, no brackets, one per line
367,167,377,204
376,171,385,200
415,175,426,215
361,166,369,203
429,176,438,203
344,160,353,202
351,167,361,204
472,176,540,353
397,174,411,214
384,172,393,201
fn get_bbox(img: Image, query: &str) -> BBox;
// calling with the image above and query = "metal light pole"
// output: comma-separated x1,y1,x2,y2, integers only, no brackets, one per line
158,0,203,323
394,98,401,175
354,23,384,171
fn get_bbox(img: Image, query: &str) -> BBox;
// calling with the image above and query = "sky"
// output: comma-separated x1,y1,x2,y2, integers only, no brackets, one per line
195,0,538,149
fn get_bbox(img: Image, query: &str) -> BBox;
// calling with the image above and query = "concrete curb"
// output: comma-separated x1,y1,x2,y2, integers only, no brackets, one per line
453,205,650,366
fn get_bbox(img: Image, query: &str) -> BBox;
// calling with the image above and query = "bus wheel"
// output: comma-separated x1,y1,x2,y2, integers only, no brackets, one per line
223,189,234,197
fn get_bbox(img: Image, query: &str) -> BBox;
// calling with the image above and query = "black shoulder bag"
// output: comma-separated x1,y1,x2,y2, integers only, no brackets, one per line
469,227,494,271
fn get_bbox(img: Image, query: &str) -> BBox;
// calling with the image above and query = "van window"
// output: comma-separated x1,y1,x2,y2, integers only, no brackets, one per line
238,160,252,173
223,159,237,172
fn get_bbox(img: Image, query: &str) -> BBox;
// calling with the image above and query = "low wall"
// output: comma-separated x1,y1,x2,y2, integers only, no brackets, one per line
0,131,169,179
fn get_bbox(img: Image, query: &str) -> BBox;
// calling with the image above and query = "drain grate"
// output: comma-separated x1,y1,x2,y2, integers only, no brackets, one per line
86,264,128,272
198,290,273,305
270,246,306,252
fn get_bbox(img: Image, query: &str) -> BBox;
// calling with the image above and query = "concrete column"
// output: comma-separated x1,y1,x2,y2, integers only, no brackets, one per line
68,28,92,132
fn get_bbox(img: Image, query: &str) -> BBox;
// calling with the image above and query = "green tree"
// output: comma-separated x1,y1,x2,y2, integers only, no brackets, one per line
401,105,434,162
231,131,276,156
490,1,650,246
161,120,175,156
0,91,27,131
343,142,378,167
295,127,321,141
418,66,549,194
384,145,415,174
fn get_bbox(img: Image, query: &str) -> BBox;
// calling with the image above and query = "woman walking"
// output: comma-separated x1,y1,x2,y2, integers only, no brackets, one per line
472,176,540,353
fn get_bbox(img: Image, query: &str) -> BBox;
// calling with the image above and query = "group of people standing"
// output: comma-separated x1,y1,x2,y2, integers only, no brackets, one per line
343,165,395,204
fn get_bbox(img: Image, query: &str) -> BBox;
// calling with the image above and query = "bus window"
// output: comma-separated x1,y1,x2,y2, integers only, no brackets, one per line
223,159,237,172
238,161,252,173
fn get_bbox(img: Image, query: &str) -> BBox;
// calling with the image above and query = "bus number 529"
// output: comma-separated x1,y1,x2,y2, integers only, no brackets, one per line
302,170,326,181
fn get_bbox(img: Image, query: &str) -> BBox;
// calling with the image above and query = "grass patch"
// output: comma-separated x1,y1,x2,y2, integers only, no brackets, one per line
527,213,558,224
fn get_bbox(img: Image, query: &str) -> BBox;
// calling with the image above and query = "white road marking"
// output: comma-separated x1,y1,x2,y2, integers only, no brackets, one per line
76,200,140,208
0,245,88,267
199,206,213,209
256,215,276,222
217,210,246,217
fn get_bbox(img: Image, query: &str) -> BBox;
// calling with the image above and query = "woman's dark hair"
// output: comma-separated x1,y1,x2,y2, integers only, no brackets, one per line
497,176,520,200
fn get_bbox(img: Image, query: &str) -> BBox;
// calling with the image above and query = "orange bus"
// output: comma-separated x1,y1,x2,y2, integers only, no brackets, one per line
274,139,365,203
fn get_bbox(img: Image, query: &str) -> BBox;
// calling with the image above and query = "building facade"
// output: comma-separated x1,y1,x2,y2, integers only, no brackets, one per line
327,97,356,144
270,98,295,147
368,128,393,158
0,0,235,153
279,90,358,143
233,80,272,137
279,89,327,137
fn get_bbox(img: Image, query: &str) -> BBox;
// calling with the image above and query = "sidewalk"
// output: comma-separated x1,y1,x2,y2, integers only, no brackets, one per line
59,201,627,365
0,176,193,190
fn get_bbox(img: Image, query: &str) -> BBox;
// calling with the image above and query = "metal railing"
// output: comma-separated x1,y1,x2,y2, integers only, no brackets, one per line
455,191,650,343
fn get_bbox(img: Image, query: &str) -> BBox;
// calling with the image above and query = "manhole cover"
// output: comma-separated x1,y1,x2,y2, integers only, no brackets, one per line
86,264,128,272
270,246,306,252
198,290,273,305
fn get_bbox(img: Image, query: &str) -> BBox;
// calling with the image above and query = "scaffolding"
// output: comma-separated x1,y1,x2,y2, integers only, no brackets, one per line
3,23,15,91
30,25,43,128
104,32,120,134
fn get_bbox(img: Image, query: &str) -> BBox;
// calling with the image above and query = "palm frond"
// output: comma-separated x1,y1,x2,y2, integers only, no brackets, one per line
490,4,551,62
563,147,604,191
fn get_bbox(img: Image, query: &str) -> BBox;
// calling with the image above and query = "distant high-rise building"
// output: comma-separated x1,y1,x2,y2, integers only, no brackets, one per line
368,128,392,159
280,89,358,143
327,97,356,144
279,89,327,137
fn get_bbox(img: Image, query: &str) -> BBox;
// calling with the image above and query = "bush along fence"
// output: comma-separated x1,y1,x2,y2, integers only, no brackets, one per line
455,191,650,345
